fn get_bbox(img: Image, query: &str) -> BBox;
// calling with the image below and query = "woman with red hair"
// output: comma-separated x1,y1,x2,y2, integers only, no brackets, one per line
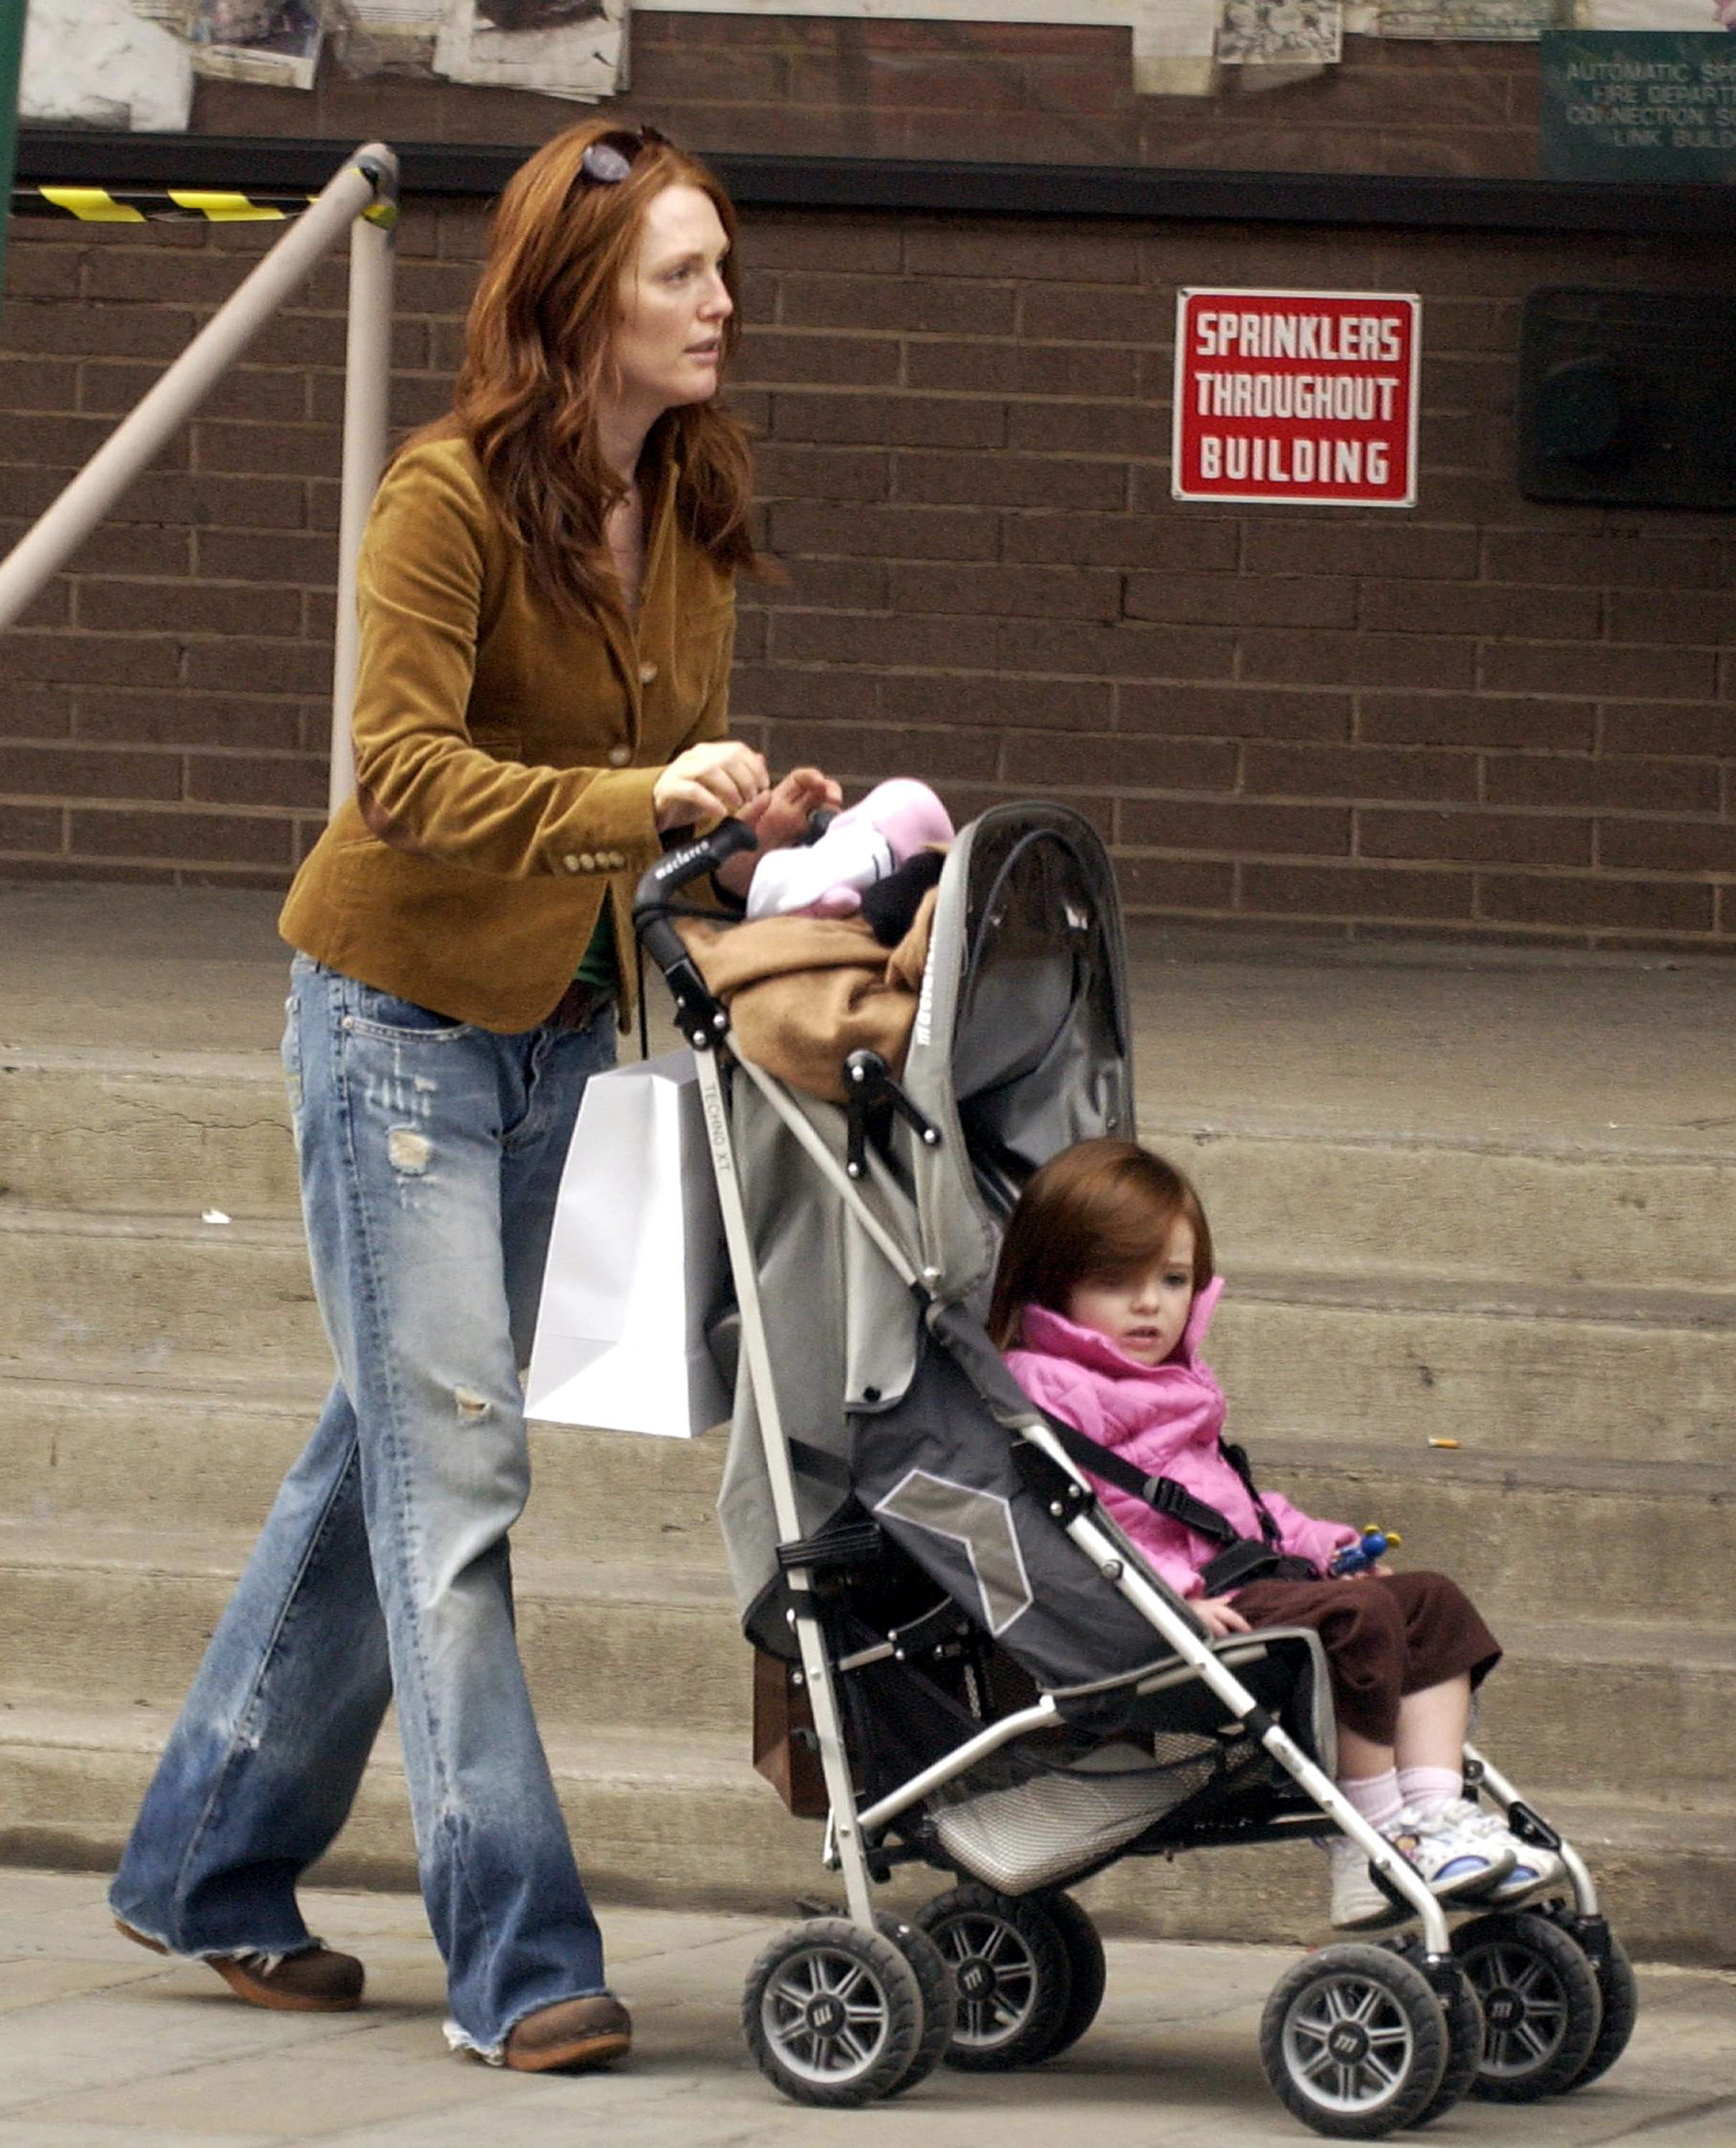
108,122,835,2074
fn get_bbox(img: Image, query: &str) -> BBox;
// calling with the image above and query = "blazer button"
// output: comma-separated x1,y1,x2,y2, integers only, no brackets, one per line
562,853,582,873
579,852,597,872
639,661,658,685
608,745,630,767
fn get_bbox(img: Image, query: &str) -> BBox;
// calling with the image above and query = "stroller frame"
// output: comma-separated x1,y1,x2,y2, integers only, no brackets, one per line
634,810,1618,2133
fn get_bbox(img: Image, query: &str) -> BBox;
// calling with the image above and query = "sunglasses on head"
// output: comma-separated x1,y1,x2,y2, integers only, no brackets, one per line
577,125,670,188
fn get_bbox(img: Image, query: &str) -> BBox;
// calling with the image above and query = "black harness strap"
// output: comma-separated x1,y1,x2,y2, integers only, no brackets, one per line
1035,1410,1285,1554
1220,1437,1286,1550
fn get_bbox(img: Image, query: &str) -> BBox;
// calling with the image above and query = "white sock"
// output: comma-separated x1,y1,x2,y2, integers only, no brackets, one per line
1338,1770,1404,1833
1398,1765,1463,1817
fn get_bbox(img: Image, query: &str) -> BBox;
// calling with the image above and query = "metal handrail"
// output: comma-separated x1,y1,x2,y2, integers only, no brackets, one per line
0,141,399,814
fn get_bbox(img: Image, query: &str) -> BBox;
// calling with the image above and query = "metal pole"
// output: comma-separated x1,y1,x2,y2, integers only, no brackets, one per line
0,142,395,636
694,1045,878,1930
0,0,24,314
328,162,398,814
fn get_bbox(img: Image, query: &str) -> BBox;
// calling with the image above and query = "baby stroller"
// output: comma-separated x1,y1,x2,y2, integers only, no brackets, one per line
634,803,1635,2138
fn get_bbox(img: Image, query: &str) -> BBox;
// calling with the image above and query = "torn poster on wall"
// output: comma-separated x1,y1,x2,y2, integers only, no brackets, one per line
435,0,629,98
18,0,627,113
1375,0,1567,38
19,0,194,130
1216,0,1344,64
341,1,445,77
189,0,324,90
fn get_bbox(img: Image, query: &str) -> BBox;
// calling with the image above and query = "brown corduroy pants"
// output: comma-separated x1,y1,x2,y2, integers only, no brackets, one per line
1227,1568,1502,1747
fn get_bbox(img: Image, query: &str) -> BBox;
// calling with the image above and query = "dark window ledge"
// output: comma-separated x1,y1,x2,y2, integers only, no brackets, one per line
14,129,1735,238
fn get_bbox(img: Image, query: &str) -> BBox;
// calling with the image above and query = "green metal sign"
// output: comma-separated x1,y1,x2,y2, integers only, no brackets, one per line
1541,31,1736,181
0,0,24,313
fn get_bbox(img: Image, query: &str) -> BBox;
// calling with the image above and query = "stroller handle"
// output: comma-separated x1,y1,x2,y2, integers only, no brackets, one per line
631,817,759,1045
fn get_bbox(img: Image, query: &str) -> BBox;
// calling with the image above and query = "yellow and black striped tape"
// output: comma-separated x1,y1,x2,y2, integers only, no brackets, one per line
11,184,396,227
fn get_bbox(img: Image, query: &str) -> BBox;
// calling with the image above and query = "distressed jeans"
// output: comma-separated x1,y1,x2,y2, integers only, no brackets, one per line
110,953,618,2056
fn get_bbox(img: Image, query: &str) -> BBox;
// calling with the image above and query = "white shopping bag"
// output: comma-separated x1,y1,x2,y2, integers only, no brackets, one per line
526,1050,731,1438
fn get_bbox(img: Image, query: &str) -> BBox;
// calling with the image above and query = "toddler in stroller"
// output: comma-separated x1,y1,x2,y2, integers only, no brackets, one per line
633,800,1636,2138
992,1136,1562,1933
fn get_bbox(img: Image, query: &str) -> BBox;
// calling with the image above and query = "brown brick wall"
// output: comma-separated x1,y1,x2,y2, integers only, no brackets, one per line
1,201,1732,946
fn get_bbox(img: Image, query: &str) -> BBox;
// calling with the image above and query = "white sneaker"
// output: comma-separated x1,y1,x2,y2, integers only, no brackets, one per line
1424,1797,1566,1904
1385,1802,1516,1904
1326,1835,1410,1931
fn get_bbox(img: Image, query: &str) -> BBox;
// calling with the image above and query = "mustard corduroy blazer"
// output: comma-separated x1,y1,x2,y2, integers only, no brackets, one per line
280,432,736,1031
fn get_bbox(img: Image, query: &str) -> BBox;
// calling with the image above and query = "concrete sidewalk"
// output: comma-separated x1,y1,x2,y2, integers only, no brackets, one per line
2,1868,1735,2148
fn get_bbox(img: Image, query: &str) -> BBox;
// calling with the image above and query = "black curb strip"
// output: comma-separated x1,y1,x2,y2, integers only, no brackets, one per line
11,130,1735,237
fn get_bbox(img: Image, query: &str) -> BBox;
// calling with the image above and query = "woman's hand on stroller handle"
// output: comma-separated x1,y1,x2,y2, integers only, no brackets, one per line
653,740,769,831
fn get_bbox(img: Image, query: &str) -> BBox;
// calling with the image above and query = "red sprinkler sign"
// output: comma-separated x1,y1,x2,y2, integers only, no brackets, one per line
1172,290,1420,508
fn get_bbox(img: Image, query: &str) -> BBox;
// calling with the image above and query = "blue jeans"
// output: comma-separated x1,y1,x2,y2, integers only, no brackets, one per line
110,955,618,2056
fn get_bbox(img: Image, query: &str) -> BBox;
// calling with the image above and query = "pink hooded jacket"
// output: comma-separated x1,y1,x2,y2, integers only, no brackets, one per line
1005,1281,1357,1601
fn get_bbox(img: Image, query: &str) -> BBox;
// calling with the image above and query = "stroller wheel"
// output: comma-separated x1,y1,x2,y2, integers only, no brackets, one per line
1560,1926,1638,2091
874,1911,957,2096
742,1916,926,2107
1259,1942,1448,2139
1030,1891,1107,2062
1388,1951,1485,2129
915,1883,1074,2070
1453,1909,1603,2101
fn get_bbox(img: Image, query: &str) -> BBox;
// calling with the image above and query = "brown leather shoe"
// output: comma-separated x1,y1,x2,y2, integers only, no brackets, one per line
503,1994,632,2073
115,1919,364,2012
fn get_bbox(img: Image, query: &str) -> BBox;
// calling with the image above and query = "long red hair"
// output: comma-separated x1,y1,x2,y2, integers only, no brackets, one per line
412,120,760,619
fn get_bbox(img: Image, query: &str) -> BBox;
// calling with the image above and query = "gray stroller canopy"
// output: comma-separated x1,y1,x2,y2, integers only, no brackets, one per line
716,804,1139,1655
903,801,1137,1296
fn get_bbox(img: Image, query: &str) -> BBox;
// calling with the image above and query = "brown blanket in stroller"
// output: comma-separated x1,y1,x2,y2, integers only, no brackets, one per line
677,889,937,1103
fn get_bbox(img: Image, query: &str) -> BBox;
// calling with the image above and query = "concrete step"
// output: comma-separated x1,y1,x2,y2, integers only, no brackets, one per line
1122,931,1736,1162
1,1523,1730,1802
2,1700,1729,1967
1474,1615,1735,1807
1255,1437,1734,1630
5,894,1728,1967
1088,1781,1736,1969
1,1368,1727,1628
0,1368,728,1567
1210,1268,1736,1465
4,1046,1736,1293
0,1048,296,1218
0,1204,322,1374
0,1522,750,1739
7,1207,1735,1466
1146,1117,1736,1295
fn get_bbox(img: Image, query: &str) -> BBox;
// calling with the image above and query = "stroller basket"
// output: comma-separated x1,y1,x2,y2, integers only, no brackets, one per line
833,1608,1239,1896
928,1734,1220,1896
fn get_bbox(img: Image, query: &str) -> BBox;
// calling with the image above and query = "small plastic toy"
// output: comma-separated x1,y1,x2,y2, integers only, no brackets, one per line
746,778,954,921
1328,1526,1402,1577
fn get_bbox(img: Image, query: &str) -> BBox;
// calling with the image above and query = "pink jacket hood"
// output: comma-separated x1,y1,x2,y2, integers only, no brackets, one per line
1005,1286,1354,1599
1018,1275,1225,1383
